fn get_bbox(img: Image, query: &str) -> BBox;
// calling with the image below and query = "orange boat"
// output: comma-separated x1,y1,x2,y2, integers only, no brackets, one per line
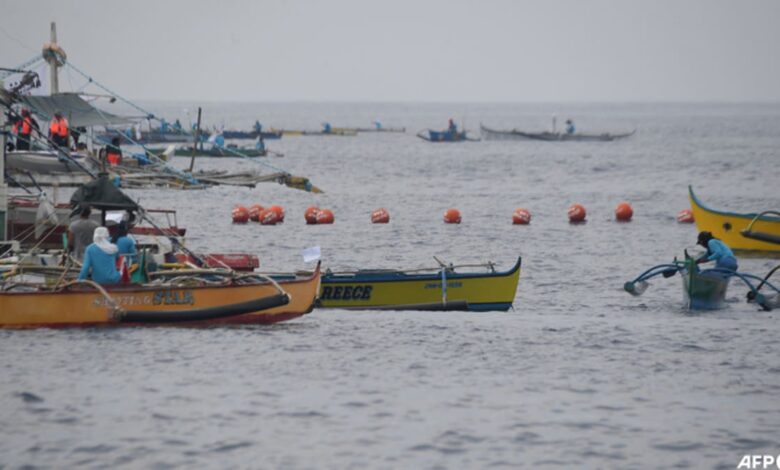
0,263,321,328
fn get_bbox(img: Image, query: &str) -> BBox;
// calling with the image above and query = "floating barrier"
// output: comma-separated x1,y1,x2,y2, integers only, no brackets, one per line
260,208,282,225
444,208,461,224
305,206,320,225
249,204,265,222
568,204,586,223
268,205,285,223
316,209,335,224
232,205,249,224
677,209,694,223
371,208,390,224
615,202,633,221
512,208,531,225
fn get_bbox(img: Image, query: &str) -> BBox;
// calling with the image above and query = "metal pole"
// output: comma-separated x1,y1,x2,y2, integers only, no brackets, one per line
0,81,8,241
188,107,201,173
48,22,59,94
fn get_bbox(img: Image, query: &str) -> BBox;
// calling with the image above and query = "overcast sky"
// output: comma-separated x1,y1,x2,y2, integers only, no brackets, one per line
2,0,779,102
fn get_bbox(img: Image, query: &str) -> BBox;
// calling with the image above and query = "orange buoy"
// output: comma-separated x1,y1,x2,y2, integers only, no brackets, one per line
232,205,249,224
304,206,320,225
443,208,461,224
259,208,282,225
512,208,531,225
568,203,586,223
316,208,334,224
615,202,633,221
371,208,390,224
268,205,285,222
677,209,695,223
249,204,265,222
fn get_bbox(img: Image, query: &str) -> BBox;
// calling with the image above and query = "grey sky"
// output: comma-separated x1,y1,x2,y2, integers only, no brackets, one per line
2,0,779,102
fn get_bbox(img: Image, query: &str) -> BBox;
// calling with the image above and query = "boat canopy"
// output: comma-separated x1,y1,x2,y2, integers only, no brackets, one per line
21,93,133,127
70,175,139,212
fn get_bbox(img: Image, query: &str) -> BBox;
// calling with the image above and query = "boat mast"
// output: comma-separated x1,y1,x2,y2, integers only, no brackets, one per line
43,22,66,95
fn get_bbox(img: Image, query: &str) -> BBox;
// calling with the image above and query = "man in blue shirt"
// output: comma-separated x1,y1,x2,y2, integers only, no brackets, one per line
78,226,121,285
565,119,576,135
696,231,738,272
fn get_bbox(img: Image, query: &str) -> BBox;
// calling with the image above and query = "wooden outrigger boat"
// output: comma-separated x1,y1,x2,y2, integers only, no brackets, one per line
416,129,475,143
146,145,267,158
0,262,321,328
318,257,521,311
481,125,635,142
624,253,779,311
689,186,780,253
222,130,283,140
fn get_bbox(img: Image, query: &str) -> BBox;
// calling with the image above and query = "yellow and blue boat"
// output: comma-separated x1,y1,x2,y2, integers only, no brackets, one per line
689,186,780,253
318,257,521,311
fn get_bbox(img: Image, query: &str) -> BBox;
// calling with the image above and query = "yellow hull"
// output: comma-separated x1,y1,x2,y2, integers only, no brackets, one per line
689,186,780,253
0,266,320,328
319,258,521,311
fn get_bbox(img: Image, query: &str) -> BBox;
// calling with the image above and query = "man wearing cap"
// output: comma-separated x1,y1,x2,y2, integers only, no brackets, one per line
49,111,70,148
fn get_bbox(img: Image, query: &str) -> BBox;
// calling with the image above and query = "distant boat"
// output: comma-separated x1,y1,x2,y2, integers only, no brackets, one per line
481,124,635,142
417,129,474,142
147,144,268,158
221,130,283,140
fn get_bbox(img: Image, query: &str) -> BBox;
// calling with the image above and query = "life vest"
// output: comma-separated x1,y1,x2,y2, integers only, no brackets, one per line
50,117,69,137
107,151,121,166
13,117,32,136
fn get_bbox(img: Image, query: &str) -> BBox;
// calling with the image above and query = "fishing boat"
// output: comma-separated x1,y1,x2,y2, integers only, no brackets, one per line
318,257,521,311
689,186,780,253
416,129,474,142
505,129,635,142
624,253,779,311
146,144,267,158
479,125,534,141
221,130,283,140
0,262,321,328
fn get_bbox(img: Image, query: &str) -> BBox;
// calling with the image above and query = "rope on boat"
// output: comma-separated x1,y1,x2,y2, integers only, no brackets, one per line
65,61,157,120
0,55,43,79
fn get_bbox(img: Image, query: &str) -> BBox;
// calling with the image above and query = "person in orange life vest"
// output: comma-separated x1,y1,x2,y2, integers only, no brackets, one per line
13,108,40,151
49,111,70,148
106,136,123,166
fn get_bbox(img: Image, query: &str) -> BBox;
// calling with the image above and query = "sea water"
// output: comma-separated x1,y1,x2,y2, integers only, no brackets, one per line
1,102,779,469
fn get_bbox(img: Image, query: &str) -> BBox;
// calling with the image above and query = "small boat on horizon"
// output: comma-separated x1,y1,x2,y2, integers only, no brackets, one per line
480,124,635,142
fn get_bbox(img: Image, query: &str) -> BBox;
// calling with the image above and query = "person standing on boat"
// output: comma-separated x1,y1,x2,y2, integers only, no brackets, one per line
696,231,738,272
255,136,266,153
48,111,69,148
105,137,123,166
13,108,39,151
172,119,183,132
448,118,457,133
68,205,100,261
565,119,576,135
323,122,332,134
78,226,121,285
160,119,169,133
254,121,263,133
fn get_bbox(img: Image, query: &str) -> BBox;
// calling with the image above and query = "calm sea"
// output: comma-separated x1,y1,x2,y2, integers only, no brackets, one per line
1,102,779,469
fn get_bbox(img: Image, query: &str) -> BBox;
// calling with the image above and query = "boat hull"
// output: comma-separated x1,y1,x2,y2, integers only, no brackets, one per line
221,130,283,140
318,258,521,311
689,186,780,253
680,263,730,310
5,151,97,174
0,265,320,328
